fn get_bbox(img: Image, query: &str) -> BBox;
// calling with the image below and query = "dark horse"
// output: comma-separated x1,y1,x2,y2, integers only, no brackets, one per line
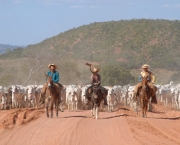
44,75,59,118
139,76,151,118
88,85,107,119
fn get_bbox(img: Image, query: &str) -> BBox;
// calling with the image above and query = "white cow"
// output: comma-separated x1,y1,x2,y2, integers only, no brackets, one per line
113,85,122,104
66,85,78,111
121,85,130,106
105,86,117,112
34,85,43,108
81,85,91,109
160,86,172,106
0,86,5,110
25,85,36,108
11,85,26,108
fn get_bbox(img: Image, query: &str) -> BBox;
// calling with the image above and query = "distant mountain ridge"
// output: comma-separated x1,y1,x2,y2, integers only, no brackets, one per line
0,44,24,54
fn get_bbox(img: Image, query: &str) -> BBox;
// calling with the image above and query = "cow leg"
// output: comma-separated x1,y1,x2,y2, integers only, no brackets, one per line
68,103,70,111
76,102,78,111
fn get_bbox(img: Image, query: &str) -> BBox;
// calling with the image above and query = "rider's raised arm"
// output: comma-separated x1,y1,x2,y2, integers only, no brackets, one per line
89,65,94,73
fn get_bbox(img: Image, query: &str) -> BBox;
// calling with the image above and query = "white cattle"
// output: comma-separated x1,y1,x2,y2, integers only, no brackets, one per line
105,86,117,112
81,85,91,109
34,85,43,108
11,85,26,108
0,86,5,110
121,85,130,106
66,85,78,111
25,85,36,108
160,87,172,106
112,85,122,104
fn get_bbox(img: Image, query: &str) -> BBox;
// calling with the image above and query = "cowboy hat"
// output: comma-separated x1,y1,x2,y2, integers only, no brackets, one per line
92,67,100,73
142,64,150,69
48,64,57,70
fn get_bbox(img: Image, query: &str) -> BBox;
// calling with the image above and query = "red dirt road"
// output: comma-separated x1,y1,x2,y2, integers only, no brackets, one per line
0,103,180,145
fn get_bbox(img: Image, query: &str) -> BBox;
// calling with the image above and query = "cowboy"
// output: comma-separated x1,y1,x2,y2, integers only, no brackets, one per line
85,63,107,105
41,64,63,104
133,64,157,103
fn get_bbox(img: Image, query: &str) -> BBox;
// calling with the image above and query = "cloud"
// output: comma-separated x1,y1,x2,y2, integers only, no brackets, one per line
162,4,170,8
70,5,85,8
13,0,23,4
162,3,180,8
89,5,97,9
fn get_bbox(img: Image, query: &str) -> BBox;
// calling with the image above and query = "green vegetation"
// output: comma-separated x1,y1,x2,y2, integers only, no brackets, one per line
100,65,135,86
0,19,180,85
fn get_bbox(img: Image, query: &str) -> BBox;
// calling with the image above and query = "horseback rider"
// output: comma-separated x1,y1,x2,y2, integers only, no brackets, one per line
41,64,63,103
85,63,107,105
133,64,157,103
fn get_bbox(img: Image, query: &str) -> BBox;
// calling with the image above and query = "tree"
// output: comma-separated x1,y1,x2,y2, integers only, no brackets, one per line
100,65,135,86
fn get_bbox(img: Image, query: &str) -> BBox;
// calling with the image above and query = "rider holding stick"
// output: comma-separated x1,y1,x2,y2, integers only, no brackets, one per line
85,62,107,105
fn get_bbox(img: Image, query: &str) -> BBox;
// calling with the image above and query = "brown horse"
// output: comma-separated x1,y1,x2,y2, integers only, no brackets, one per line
139,76,151,118
44,75,59,118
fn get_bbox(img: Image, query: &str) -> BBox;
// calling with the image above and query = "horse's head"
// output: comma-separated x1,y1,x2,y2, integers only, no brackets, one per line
92,86,101,99
142,75,149,88
45,73,53,88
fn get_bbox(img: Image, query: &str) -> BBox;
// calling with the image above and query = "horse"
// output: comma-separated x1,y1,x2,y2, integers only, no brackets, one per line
89,85,107,119
44,75,60,118
139,76,151,118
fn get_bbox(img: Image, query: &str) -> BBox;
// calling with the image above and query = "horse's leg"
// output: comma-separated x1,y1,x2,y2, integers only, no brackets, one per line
145,101,148,118
56,99,58,117
50,100,53,118
96,106,99,119
141,98,144,117
92,104,95,118
46,100,49,118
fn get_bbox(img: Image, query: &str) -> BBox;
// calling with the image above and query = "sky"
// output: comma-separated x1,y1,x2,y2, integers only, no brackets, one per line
0,0,180,46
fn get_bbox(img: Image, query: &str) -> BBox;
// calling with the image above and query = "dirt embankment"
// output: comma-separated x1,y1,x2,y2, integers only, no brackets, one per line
0,103,180,145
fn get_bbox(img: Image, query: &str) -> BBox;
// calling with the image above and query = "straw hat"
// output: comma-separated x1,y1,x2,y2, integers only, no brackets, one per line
142,64,150,69
92,67,100,73
48,64,57,70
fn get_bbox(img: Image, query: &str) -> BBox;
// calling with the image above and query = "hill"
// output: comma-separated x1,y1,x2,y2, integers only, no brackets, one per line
0,44,24,54
0,19,180,86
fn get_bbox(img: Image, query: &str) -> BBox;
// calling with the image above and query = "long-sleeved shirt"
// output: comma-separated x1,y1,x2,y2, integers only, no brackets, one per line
91,74,101,85
47,71,60,83
138,70,155,83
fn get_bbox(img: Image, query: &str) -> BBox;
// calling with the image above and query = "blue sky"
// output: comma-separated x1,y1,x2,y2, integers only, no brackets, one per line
0,0,180,46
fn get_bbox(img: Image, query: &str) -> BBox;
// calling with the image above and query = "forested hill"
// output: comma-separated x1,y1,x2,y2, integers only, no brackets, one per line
0,44,23,54
0,19,180,85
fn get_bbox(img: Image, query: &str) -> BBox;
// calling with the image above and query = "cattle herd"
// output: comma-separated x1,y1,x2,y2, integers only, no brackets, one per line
0,81,180,112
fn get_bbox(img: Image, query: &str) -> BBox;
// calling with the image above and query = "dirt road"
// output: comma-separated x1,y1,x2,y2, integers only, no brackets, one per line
0,103,180,145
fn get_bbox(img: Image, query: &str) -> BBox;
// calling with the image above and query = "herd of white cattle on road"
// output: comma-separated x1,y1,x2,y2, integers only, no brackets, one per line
0,81,180,112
